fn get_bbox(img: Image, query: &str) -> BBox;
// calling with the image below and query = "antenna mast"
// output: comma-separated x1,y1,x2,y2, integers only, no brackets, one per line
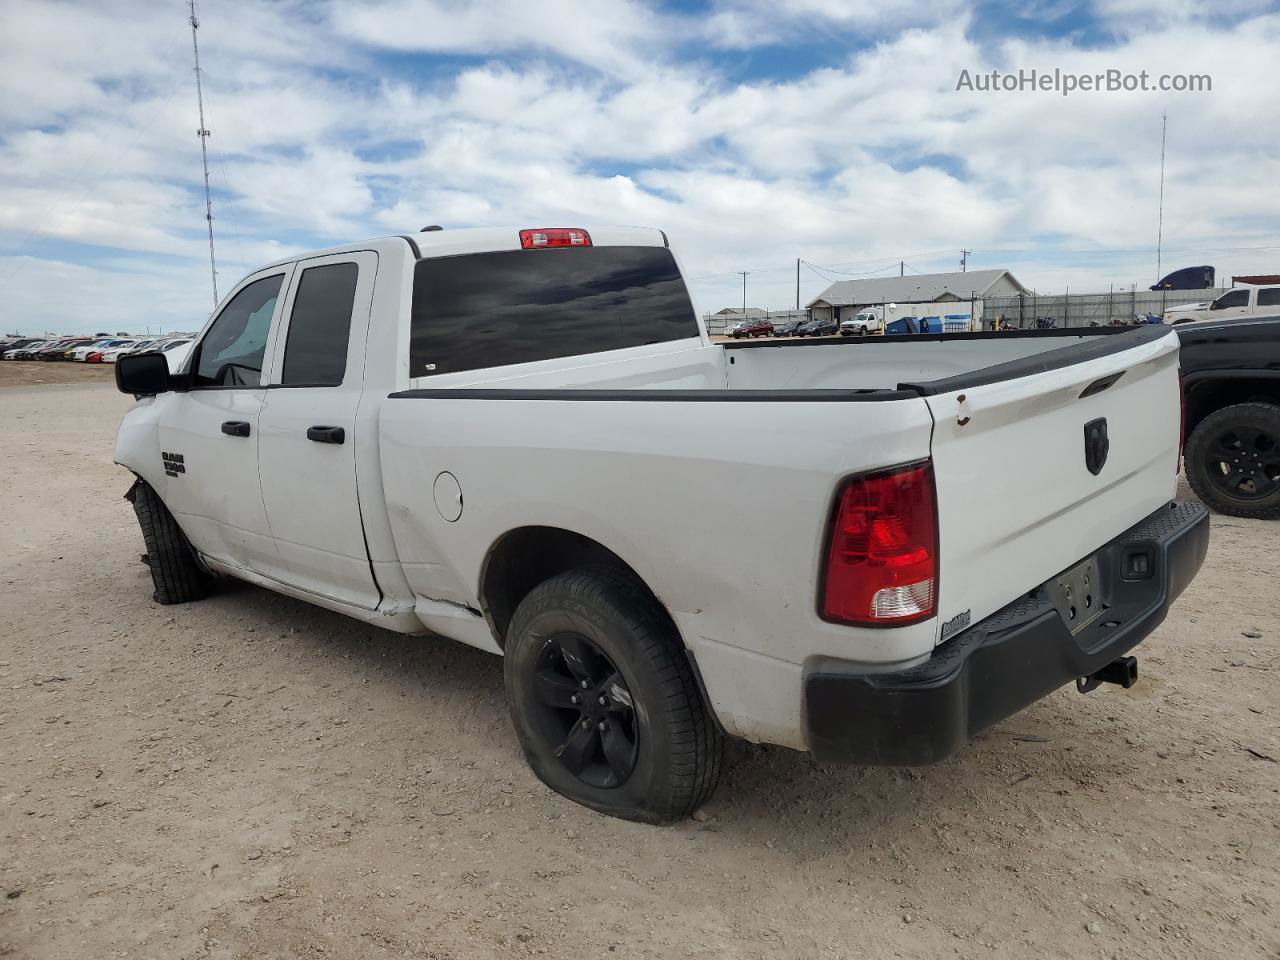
1156,112,1167,284
189,0,218,306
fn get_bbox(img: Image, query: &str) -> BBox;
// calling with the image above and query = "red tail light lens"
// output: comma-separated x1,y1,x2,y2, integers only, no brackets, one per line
519,228,592,249
821,462,938,626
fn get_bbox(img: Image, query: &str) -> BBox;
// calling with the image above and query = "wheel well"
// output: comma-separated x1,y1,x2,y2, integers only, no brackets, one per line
480,527,649,647
1185,378,1280,438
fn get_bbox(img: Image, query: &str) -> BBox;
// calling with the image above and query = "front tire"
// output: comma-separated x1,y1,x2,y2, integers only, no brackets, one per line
504,570,723,823
1184,402,1280,519
128,480,213,603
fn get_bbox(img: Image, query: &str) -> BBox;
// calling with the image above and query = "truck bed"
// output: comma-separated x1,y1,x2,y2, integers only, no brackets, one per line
398,324,1169,399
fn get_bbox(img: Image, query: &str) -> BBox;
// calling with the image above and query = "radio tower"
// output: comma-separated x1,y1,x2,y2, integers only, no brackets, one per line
189,0,218,306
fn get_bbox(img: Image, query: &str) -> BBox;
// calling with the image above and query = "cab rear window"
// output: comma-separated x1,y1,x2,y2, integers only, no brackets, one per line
409,246,697,378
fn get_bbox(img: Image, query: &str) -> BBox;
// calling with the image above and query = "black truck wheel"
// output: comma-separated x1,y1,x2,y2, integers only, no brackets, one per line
503,569,723,823
1184,402,1280,519
128,480,213,603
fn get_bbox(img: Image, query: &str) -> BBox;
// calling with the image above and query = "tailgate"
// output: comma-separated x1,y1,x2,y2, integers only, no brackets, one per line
920,329,1182,644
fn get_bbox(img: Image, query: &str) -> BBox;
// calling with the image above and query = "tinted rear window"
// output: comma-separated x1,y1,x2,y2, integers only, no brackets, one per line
409,246,697,378
282,262,359,386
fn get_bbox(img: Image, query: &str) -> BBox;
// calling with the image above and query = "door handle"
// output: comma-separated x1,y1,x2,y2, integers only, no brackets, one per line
306,425,345,444
221,420,251,437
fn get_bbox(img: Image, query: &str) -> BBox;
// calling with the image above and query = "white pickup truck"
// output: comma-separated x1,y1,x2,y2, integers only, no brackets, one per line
1166,284,1280,325
113,226,1209,822
839,306,884,336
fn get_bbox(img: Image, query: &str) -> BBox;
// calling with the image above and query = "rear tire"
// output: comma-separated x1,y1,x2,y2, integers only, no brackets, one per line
1184,402,1280,519
504,569,724,823
129,480,213,603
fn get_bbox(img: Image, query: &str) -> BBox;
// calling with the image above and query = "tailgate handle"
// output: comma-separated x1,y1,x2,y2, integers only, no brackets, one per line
220,420,251,437
307,425,345,445
1079,371,1125,398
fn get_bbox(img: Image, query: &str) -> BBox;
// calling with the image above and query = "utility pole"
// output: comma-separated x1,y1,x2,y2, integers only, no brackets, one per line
189,0,218,307
899,261,904,277
960,249,971,272
795,258,800,311
738,271,748,315
1156,112,1167,284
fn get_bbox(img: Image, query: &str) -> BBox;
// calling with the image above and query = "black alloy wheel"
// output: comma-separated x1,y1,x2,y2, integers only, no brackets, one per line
1202,424,1279,501
1185,402,1280,519
503,569,723,822
528,632,638,788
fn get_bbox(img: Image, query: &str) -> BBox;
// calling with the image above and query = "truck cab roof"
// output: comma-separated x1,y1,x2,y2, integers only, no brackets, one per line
254,226,669,272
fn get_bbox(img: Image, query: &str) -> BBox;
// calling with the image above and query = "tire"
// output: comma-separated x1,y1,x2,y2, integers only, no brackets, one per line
1184,402,1280,519
504,569,724,823
128,479,214,603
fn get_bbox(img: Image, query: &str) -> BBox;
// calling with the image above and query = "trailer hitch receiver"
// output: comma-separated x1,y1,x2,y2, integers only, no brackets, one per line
1076,656,1138,694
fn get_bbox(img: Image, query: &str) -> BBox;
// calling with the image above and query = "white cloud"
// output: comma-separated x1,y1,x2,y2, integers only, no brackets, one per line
331,0,672,78
703,0,967,49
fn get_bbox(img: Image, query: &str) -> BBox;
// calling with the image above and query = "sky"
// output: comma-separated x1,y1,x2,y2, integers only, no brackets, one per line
2,0,1279,335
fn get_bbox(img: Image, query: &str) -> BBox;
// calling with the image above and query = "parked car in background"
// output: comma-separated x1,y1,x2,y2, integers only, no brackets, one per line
795,316,838,337
35,338,90,359
71,338,132,361
772,318,803,337
839,308,884,336
1166,285,1280,325
728,318,774,338
112,225,1206,822
156,338,194,372
1178,316,1280,519
8,341,52,359
1,338,43,357
99,341,142,363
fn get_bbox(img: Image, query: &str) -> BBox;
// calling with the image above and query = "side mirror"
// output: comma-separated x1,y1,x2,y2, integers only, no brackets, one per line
116,351,172,395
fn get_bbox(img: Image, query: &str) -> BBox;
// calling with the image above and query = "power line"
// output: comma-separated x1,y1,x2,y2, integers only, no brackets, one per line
189,0,218,307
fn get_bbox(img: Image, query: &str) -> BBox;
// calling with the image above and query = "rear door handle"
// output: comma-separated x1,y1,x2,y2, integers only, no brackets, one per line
306,425,345,444
221,420,251,437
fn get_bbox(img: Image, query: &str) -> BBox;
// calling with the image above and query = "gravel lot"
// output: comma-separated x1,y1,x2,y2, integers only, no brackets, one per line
1,373,1277,960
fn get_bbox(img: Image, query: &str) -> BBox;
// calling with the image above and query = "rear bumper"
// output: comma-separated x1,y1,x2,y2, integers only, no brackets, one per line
803,500,1210,765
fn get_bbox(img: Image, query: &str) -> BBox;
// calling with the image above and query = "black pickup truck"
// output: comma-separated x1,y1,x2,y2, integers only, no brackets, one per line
1178,316,1280,519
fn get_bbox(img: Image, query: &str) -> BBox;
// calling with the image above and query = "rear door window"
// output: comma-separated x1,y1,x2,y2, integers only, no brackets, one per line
409,246,698,378
281,262,359,386
1256,288,1280,308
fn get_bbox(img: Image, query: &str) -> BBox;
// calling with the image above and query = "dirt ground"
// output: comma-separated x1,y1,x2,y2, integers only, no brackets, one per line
1,380,1277,960
0,361,115,388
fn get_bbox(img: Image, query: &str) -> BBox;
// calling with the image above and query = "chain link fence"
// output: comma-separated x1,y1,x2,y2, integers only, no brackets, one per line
980,288,1224,330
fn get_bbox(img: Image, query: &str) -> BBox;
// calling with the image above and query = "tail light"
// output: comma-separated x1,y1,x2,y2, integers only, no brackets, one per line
820,461,938,626
519,228,592,249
